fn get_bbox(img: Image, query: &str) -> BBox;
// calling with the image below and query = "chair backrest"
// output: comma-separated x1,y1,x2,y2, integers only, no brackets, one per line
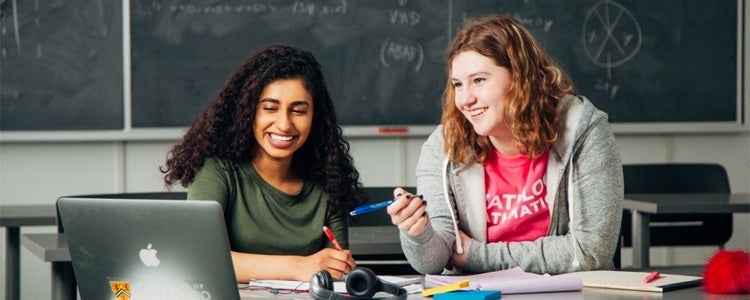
620,163,732,247
56,192,187,232
623,164,730,194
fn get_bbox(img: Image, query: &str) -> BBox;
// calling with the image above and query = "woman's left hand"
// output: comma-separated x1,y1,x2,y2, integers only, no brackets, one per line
449,230,471,268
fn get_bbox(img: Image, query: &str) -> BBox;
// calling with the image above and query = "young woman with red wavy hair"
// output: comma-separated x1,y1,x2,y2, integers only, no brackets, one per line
387,15,623,275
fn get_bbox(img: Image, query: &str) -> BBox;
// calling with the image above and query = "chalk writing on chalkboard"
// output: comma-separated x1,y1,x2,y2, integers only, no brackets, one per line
582,1,642,100
130,0,447,128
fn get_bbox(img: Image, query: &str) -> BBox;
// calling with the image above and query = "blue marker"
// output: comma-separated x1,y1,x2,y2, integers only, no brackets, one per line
349,194,423,216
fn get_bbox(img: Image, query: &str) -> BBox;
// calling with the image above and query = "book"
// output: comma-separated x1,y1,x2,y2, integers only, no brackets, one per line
572,270,702,292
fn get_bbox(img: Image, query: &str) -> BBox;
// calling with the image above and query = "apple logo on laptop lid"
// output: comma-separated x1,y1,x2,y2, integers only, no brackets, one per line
139,244,160,267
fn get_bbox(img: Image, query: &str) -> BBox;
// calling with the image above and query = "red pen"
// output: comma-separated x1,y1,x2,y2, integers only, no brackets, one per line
322,226,343,252
643,271,660,283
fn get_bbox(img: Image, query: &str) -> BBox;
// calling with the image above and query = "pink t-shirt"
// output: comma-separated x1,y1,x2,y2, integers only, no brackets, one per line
485,150,550,243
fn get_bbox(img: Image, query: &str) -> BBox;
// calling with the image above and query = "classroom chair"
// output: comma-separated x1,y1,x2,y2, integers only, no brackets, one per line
620,163,733,253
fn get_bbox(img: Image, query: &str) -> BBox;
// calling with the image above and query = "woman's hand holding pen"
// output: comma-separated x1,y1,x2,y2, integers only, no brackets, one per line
298,248,355,281
386,187,428,236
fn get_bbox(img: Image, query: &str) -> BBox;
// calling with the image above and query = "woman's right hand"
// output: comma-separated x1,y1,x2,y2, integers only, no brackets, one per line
297,248,355,281
386,187,428,236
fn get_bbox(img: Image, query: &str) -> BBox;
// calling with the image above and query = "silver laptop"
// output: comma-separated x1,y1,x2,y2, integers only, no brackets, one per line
57,197,239,300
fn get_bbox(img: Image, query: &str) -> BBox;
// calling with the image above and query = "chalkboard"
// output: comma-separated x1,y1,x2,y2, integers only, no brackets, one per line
0,0,743,132
130,0,741,128
0,0,123,130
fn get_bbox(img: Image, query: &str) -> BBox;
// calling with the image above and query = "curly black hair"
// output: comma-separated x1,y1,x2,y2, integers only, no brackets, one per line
161,44,367,216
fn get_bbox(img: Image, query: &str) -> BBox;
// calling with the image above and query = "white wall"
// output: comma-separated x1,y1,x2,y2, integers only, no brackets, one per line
1,132,749,300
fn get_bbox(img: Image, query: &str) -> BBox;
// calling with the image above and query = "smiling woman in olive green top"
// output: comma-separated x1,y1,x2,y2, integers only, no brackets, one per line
161,44,367,282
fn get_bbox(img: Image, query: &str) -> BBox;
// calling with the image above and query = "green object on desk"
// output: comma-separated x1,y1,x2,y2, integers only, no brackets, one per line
433,290,502,300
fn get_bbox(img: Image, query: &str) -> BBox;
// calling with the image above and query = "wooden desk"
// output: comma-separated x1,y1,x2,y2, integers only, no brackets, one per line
623,193,750,268
0,205,57,300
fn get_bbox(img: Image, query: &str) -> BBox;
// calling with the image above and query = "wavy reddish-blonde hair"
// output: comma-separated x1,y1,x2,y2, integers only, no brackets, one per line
442,14,574,163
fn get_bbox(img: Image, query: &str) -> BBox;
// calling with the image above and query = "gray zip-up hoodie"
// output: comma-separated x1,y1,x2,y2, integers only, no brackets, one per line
401,95,623,275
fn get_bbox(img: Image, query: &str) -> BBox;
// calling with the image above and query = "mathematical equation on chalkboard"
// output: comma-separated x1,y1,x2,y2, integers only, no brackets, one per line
149,1,426,71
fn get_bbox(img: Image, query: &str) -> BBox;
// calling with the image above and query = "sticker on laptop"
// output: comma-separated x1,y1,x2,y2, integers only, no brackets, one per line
110,281,131,300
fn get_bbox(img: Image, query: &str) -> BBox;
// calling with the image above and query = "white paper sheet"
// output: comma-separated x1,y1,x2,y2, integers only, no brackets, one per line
425,267,583,294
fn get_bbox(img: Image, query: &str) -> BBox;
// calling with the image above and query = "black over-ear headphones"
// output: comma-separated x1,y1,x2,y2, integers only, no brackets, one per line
310,267,407,299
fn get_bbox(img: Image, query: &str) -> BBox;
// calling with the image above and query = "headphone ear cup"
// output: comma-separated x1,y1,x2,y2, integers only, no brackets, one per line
346,267,380,298
310,270,335,300
315,270,335,291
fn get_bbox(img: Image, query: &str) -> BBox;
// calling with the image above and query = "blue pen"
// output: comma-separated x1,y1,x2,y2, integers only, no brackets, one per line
349,194,423,216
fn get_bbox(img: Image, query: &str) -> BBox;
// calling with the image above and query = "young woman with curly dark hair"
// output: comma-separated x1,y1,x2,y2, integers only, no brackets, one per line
161,44,367,282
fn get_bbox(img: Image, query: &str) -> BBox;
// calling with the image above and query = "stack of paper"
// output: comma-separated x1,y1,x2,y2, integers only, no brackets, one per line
425,267,583,294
